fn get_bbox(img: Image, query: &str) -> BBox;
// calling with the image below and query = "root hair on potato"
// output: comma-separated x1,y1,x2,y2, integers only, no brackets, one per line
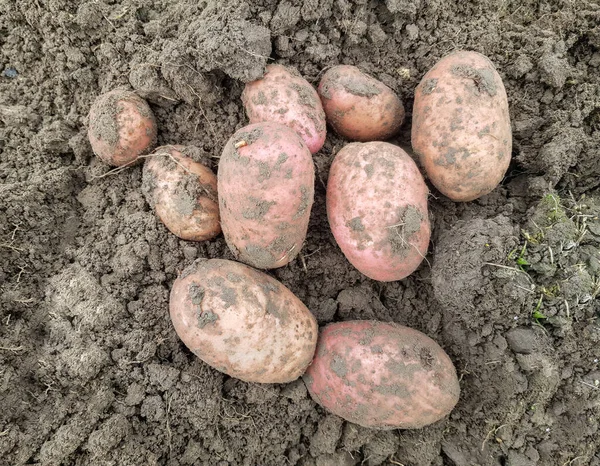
386,221,431,268
93,145,212,195
277,243,297,264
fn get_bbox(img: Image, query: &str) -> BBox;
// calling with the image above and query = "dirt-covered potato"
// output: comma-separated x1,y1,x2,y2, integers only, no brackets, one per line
411,51,512,202
242,64,327,154
318,65,405,142
169,259,318,383
87,89,157,166
327,142,430,282
142,145,220,241
303,320,460,429
218,122,315,269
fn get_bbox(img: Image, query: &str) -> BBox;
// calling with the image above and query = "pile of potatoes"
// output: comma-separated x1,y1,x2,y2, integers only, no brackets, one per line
87,50,511,430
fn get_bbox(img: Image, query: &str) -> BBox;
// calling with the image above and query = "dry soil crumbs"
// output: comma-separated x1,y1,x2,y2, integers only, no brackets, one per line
1,1,599,465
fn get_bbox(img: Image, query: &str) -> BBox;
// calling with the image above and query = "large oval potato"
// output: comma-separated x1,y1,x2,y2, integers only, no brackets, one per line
318,65,405,142
88,89,157,166
242,64,326,154
411,51,512,201
142,145,220,241
170,259,318,383
218,122,315,269
303,320,460,429
327,142,430,282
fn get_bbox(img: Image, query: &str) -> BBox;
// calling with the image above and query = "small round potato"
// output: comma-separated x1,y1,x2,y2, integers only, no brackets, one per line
242,64,327,154
318,65,405,142
327,142,430,282
142,145,220,242
412,51,512,201
218,122,315,269
303,320,460,429
88,89,157,166
170,259,318,383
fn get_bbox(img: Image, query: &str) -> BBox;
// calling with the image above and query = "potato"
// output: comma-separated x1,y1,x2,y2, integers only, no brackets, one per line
142,145,220,241
88,89,157,166
218,122,315,269
327,141,430,282
242,64,327,154
169,258,318,383
303,320,460,429
411,51,512,201
318,65,405,142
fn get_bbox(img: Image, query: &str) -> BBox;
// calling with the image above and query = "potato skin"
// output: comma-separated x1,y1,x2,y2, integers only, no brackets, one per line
411,51,512,201
327,142,430,282
303,320,460,429
169,259,318,383
318,65,405,142
88,89,157,166
242,64,326,154
218,122,315,269
142,146,220,241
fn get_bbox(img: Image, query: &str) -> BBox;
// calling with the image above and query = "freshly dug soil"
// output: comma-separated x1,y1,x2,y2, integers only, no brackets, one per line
1,1,599,465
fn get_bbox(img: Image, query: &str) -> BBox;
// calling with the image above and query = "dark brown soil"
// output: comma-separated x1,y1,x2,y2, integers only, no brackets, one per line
1,1,599,465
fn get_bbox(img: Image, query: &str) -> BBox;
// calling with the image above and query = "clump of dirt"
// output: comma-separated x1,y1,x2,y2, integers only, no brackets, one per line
451,64,498,96
1,0,599,465
388,205,424,258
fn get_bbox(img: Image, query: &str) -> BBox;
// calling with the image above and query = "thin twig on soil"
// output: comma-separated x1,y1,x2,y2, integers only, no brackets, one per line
580,381,599,390
15,266,28,283
389,457,405,466
0,346,24,352
11,223,21,240
238,47,271,61
185,84,217,140
0,242,24,252
484,262,533,282
298,253,307,273
481,424,508,451
166,392,173,455
303,247,322,259
90,158,140,180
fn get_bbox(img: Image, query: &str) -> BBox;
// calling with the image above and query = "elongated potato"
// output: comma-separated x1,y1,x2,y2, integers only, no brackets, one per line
242,64,327,154
327,142,430,282
303,320,460,429
88,89,157,166
170,259,318,383
318,65,405,142
412,51,512,201
142,145,220,241
218,122,315,269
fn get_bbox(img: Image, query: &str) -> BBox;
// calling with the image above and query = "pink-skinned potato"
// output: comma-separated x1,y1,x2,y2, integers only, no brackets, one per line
318,65,405,142
142,145,220,241
327,141,430,282
88,89,157,166
242,64,327,154
218,122,315,269
169,258,318,383
303,320,460,429
411,50,512,201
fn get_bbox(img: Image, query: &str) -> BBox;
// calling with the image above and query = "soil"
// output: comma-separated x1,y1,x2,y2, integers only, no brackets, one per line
1,1,599,465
